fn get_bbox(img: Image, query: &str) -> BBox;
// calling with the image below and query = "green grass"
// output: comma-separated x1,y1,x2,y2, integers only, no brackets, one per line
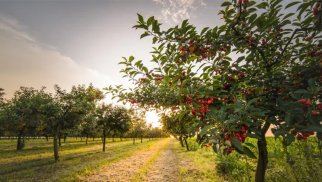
173,139,224,182
0,137,162,182
174,137,322,182
2,137,320,182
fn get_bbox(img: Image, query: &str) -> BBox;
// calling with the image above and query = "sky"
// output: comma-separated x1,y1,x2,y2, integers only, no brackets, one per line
0,0,222,97
0,0,224,126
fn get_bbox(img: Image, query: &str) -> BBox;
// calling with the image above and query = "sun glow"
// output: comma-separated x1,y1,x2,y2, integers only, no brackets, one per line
145,110,161,128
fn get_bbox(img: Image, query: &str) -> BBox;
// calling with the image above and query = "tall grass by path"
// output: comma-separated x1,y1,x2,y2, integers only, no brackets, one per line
173,138,224,182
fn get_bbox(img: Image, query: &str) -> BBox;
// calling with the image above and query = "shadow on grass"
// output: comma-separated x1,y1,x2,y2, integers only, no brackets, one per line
0,149,103,176
0,141,104,158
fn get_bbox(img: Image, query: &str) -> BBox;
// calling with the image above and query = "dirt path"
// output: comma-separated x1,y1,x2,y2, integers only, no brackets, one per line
143,139,179,182
82,139,172,182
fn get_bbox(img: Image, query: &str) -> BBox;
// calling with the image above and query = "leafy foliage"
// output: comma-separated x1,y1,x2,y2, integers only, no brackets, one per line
109,0,322,181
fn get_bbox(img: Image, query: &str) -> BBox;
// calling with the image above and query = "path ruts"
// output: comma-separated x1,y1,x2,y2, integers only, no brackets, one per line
142,139,179,182
82,139,172,182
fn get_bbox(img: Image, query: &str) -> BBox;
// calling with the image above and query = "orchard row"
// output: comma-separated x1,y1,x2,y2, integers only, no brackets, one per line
0,86,167,162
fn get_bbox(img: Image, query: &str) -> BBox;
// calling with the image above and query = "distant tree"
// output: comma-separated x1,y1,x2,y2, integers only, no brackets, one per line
0,88,6,137
0,88,4,106
97,104,131,152
160,111,197,151
133,119,147,144
77,85,104,144
2,87,51,150
41,85,102,161
80,114,98,144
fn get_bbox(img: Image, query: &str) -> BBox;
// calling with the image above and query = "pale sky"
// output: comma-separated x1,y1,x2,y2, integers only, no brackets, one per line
0,0,222,99
0,0,295,130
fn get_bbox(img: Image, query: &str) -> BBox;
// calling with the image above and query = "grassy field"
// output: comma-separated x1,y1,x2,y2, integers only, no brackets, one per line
1,137,321,182
174,140,224,182
0,138,159,182
174,137,322,182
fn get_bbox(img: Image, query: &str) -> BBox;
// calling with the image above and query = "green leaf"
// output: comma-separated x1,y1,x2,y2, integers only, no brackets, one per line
283,13,295,20
140,32,149,39
137,14,144,23
181,19,189,28
243,146,257,159
212,144,219,153
200,27,209,35
285,1,300,9
221,1,232,7
285,134,295,146
147,16,154,26
231,137,244,153
129,56,135,62
294,89,308,94
152,37,158,44
297,2,311,18
244,142,256,148
199,124,214,137
152,20,160,34
248,14,257,24
257,2,268,9
236,56,245,63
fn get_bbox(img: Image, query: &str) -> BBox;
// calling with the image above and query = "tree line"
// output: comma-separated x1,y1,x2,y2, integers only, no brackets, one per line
0,85,168,162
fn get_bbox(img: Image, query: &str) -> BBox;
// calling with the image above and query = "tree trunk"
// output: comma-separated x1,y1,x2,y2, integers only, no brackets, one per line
133,137,135,144
64,135,67,143
81,137,83,142
184,137,189,151
53,133,59,162
103,130,106,152
16,132,25,150
112,136,115,142
58,135,62,147
86,134,88,145
45,135,49,141
255,122,270,182
141,136,143,143
179,136,184,147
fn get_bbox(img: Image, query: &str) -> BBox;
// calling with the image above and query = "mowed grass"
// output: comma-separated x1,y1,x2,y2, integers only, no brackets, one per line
0,137,162,182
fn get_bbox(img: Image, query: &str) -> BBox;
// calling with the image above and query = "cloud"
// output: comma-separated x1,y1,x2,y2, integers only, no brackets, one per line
0,16,114,98
152,0,206,24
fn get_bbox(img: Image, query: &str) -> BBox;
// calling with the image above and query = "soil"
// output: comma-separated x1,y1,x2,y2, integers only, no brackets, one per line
82,139,179,182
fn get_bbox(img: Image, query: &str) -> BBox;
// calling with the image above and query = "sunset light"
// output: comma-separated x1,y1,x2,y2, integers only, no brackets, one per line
145,110,161,128
0,0,320,181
